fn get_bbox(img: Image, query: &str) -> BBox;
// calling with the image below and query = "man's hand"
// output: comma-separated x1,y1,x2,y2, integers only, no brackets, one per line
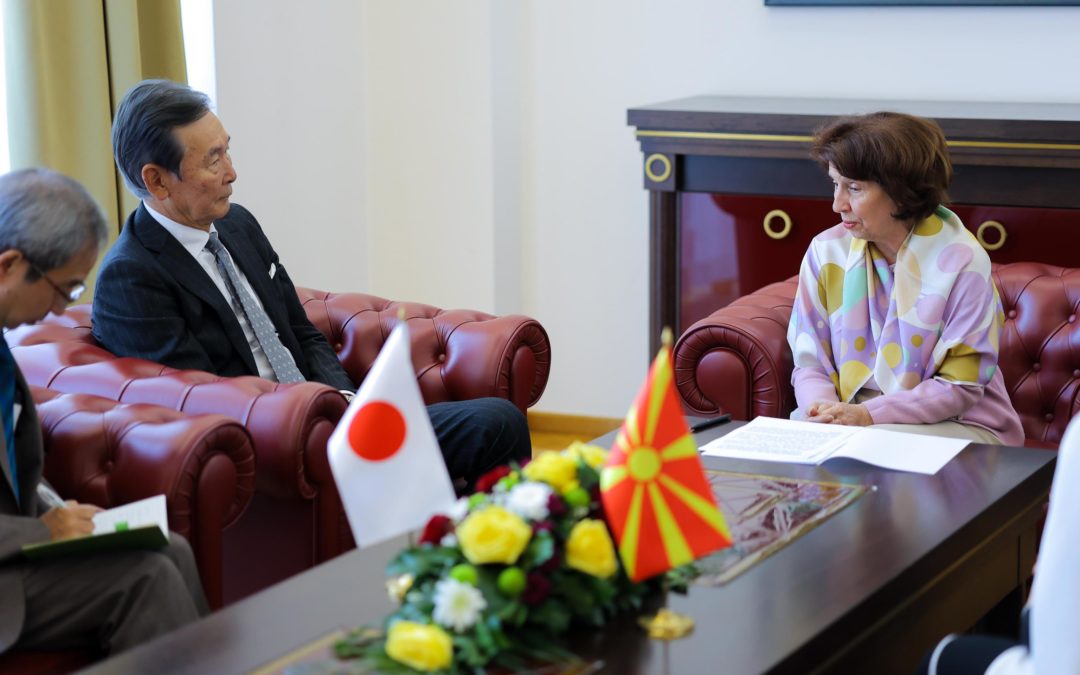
40,501,103,541
806,401,873,427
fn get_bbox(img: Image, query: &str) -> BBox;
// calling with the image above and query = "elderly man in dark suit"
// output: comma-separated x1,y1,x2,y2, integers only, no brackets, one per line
0,169,207,656
92,79,530,489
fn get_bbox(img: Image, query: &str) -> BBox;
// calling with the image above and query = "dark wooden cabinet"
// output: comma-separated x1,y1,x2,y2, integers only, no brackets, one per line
629,96,1080,355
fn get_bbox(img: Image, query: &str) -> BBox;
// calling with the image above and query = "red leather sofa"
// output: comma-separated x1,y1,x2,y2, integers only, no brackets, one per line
674,262,1080,449
6,288,551,603
0,387,255,675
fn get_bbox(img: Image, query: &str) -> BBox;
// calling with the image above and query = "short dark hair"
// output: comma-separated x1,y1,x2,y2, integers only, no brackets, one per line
112,79,212,199
811,112,952,223
0,168,108,277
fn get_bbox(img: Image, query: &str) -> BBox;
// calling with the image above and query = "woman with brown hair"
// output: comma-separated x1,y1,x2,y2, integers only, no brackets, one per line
787,112,1022,444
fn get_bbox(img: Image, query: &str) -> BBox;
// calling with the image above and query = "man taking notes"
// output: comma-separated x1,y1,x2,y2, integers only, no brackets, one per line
0,169,207,656
92,79,530,490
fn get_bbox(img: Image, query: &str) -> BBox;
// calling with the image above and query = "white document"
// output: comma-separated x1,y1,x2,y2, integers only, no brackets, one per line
701,416,969,475
92,494,169,537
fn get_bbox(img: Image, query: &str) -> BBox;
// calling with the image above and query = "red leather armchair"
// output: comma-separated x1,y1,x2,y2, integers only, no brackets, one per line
0,388,254,675
30,387,255,609
6,288,551,602
674,262,1080,449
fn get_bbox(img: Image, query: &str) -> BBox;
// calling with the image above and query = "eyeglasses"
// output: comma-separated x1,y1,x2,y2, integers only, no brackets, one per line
26,260,86,304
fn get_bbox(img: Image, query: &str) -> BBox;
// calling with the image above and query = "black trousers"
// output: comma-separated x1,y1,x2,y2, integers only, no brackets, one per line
15,533,209,655
427,397,531,491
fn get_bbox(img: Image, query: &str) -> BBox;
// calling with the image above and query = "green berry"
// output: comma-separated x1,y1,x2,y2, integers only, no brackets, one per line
496,567,527,596
467,493,488,509
449,564,478,586
564,487,590,508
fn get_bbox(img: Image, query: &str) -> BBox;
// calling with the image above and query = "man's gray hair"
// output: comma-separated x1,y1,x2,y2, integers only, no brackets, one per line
0,168,109,276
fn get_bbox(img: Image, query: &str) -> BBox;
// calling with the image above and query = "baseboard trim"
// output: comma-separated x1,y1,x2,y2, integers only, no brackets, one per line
527,411,623,439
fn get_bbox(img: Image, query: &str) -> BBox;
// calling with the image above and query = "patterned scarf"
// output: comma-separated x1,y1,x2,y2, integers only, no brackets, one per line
788,206,1002,402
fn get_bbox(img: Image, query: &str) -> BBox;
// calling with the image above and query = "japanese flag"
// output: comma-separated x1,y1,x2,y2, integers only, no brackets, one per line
328,320,456,548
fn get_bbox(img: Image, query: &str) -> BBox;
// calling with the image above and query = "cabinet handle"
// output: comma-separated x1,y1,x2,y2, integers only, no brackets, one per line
763,209,793,240
976,220,1007,251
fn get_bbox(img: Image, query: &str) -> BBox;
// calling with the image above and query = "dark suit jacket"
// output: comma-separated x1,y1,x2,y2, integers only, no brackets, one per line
91,203,354,391
0,369,52,652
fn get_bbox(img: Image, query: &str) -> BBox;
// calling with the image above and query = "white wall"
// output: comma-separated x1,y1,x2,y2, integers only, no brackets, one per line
213,0,1080,417
212,1,367,294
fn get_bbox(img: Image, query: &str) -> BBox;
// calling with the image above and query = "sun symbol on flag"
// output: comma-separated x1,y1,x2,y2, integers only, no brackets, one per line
348,401,407,462
600,347,731,582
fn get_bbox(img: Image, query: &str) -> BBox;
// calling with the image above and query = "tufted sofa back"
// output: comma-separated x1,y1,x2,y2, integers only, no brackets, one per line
674,262,1080,448
993,263,1080,447
296,288,550,413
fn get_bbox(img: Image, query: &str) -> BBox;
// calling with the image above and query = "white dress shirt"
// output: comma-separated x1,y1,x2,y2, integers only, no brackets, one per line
144,203,298,382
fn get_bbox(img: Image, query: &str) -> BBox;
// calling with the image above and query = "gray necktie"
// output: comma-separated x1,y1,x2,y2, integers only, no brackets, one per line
205,232,305,384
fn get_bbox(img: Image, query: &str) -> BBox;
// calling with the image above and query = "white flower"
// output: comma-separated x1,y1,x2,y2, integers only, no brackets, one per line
432,578,487,633
447,497,470,522
440,533,458,548
505,481,553,521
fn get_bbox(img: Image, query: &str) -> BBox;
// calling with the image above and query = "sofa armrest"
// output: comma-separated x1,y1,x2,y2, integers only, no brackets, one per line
298,288,551,413
674,279,799,421
31,387,256,609
14,343,348,500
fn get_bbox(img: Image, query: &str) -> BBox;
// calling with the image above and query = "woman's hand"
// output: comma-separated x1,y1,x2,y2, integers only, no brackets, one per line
806,401,873,427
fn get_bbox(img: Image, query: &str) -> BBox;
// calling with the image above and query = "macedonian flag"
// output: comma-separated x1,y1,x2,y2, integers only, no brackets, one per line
600,333,732,582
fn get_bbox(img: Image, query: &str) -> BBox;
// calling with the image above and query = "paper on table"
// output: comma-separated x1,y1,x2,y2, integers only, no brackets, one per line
830,428,968,475
700,417,857,463
92,494,168,537
701,416,969,475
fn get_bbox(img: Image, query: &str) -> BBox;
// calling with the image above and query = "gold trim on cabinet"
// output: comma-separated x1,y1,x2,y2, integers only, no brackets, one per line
638,130,814,143
636,130,1080,152
645,153,673,183
976,220,1007,251
763,209,793,240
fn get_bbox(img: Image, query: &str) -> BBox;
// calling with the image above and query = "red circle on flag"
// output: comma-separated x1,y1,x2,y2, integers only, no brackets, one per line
347,401,407,462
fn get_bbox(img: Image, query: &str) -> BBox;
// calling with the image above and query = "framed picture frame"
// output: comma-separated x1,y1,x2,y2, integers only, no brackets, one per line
766,0,1080,5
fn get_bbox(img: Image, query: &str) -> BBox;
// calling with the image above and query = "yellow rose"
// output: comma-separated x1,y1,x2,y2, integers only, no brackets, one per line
523,450,580,494
565,519,618,578
385,621,453,672
563,441,607,469
457,506,532,565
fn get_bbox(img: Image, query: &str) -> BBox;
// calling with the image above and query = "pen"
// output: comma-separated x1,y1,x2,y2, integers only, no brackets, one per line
36,483,67,510
689,413,732,433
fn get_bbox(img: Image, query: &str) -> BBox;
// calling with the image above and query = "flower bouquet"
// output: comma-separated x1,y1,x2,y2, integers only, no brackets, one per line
334,442,692,673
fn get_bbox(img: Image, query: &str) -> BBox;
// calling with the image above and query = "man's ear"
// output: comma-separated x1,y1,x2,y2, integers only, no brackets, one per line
0,249,24,282
140,164,172,200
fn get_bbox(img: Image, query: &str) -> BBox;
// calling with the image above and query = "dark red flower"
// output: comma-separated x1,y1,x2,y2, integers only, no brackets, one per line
533,520,555,534
418,514,453,545
546,493,567,517
474,465,512,494
539,548,562,574
522,572,553,605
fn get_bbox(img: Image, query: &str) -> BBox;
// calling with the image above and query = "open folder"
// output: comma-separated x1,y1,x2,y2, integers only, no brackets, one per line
22,494,169,560
700,416,969,475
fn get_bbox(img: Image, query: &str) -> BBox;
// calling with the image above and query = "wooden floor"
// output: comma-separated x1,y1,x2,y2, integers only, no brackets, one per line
527,411,622,455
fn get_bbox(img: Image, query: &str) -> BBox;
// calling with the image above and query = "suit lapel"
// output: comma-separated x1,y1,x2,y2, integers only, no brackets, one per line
0,414,13,509
130,205,258,374
0,370,43,516
13,373,42,516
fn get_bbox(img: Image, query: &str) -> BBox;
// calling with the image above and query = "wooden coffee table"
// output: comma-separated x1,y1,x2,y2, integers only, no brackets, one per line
83,425,1055,675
